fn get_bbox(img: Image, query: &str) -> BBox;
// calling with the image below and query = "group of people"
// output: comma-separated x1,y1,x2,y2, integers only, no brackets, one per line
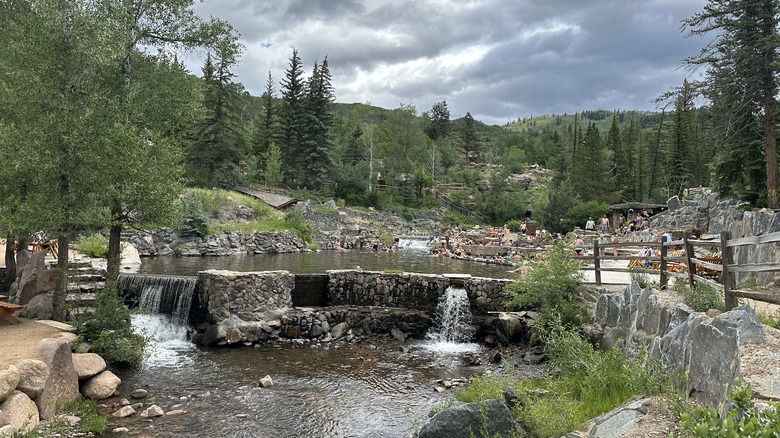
585,210,653,236
372,236,398,253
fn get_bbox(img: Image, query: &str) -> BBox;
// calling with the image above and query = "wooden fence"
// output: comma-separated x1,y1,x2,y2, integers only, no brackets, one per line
581,230,780,310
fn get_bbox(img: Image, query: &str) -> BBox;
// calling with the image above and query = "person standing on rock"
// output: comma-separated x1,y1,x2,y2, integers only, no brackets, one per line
373,236,380,252
585,217,595,231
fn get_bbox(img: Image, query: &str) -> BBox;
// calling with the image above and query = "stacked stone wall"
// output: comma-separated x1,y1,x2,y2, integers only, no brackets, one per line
326,271,449,312
197,270,293,324
463,277,512,314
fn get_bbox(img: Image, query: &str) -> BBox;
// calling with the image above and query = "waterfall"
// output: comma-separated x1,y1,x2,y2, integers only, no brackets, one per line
117,274,197,325
398,236,433,250
426,286,476,344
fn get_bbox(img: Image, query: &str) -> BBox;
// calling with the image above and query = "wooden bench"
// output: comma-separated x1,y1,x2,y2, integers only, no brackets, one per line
0,301,23,324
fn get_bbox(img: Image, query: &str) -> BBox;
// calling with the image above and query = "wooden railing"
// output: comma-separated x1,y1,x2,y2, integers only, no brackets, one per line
582,231,780,310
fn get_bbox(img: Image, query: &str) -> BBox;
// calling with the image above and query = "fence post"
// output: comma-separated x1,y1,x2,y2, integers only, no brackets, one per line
720,231,737,310
593,239,601,285
684,232,695,287
659,237,668,289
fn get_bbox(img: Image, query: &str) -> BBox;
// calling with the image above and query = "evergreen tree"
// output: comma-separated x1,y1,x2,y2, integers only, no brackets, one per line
254,71,276,179
279,49,306,182
683,0,780,207
665,80,696,197
427,100,450,140
301,56,335,188
460,112,479,163
606,112,631,200
187,38,248,187
265,142,283,187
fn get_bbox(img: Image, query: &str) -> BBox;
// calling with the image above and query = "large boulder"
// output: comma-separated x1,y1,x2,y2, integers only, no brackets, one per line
418,399,522,438
0,391,39,433
81,371,121,400
13,360,48,399
35,269,63,295
72,353,106,380
0,365,20,403
19,292,53,320
33,338,79,420
119,243,141,273
16,251,46,305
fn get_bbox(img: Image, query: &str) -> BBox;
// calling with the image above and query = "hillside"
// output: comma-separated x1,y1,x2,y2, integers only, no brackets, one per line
504,109,663,134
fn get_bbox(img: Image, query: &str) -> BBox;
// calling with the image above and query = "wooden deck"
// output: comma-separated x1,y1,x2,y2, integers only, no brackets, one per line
235,186,298,210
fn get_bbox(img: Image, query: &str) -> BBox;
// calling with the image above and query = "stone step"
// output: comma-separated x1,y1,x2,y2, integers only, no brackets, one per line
68,306,95,319
67,282,105,292
73,274,105,282
66,292,96,303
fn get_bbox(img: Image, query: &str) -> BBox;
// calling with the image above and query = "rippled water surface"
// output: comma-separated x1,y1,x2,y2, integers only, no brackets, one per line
109,314,484,438
138,248,514,279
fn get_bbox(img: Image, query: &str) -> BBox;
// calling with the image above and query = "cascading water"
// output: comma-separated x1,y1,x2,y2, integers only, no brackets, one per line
423,286,482,353
117,274,197,368
398,236,434,250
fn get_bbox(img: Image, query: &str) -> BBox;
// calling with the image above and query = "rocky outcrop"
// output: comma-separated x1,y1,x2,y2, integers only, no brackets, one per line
128,229,305,257
418,399,523,438
588,283,766,413
649,192,780,284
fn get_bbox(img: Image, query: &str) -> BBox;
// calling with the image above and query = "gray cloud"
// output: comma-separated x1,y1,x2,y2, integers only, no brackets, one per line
189,0,707,125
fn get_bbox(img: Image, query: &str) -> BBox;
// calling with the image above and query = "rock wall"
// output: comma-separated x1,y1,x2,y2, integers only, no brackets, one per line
587,283,768,413
650,192,780,284
128,229,305,257
196,270,294,324
191,269,511,346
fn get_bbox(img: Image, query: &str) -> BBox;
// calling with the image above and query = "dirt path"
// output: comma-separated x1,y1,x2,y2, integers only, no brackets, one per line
0,319,72,364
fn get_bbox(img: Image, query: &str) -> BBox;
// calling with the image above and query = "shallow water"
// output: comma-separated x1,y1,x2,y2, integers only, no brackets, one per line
111,314,484,438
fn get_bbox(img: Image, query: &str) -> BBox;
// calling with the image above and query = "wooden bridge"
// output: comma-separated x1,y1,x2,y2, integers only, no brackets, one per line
235,186,298,210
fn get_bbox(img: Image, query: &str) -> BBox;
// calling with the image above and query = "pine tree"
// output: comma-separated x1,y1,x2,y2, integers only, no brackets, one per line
279,49,306,182
427,100,450,140
187,40,247,187
254,71,276,179
460,112,479,164
301,56,335,187
665,80,695,197
684,0,780,207
606,112,631,200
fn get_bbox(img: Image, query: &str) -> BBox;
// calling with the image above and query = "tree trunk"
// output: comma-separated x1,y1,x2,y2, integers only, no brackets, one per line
1,235,16,292
762,0,779,209
106,220,122,285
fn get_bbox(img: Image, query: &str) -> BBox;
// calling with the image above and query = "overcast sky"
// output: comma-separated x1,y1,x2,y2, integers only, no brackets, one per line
187,0,709,125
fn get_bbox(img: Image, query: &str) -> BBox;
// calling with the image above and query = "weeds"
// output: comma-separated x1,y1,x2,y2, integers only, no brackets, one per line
629,268,651,289
671,278,725,312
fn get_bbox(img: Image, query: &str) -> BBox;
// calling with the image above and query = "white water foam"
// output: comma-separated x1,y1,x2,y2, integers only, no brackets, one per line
398,236,433,250
421,286,483,353
132,313,195,369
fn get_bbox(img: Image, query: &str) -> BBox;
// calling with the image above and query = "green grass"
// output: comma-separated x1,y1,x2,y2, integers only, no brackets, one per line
671,279,725,312
188,187,274,219
454,324,675,437
75,233,109,258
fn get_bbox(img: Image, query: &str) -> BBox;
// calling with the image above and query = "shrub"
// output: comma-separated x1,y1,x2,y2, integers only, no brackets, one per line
672,279,725,312
284,210,314,243
629,268,652,289
75,286,145,367
179,192,210,237
504,242,584,324
75,233,108,258
674,382,780,438
506,219,524,233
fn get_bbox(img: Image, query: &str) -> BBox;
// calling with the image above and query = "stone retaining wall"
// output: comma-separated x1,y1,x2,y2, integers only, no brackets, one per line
586,283,771,413
196,270,294,324
128,229,305,257
326,271,449,312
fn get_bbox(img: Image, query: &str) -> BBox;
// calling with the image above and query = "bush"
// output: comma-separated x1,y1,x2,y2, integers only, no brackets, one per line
179,192,210,237
504,242,584,324
75,286,145,367
672,279,725,312
506,219,524,233
674,382,780,438
283,210,314,243
75,233,108,258
629,268,652,289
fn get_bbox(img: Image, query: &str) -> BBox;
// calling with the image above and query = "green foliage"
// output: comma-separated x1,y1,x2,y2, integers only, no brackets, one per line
630,269,652,289
758,310,780,330
672,279,725,312
179,192,211,237
75,286,145,367
674,382,780,438
504,242,584,324
456,326,674,437
264,142,284,187
562,201,610,233
64,397,106,433
75,233,109,258
390,205,414,222
284,210,314,243
537,184,581,234
308,242,320,251
285,187,332,205
506,220,524,233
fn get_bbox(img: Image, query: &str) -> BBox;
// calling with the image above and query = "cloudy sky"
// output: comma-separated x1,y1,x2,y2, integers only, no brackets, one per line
188,0,709,125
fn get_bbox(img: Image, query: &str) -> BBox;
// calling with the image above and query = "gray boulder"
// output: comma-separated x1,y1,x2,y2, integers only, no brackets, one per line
20,292,53,320
81,371,121,400
72,353,107,380
16,251,46,305
588,398,650,438
0,391,39,433
0,365,20,403
33,338,79,420
418,398,522,438
667,195,683,211
14,360,48,399
331,322,349,340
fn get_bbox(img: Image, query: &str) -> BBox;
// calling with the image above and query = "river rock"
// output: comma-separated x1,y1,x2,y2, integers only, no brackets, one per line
140,405,164,418
72,353,106,380
331,322,349,339
418,398,522,438
0,365,20,404
14,360,47,399
81,371,121,400
166,409,186,416
130,389,148,399
112,427,130,433
112,406,136,418
33,338,79,420
259,375,274,388
0,391,39,433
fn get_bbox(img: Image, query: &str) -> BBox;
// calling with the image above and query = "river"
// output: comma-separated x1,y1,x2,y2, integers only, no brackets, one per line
107,247,511,437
